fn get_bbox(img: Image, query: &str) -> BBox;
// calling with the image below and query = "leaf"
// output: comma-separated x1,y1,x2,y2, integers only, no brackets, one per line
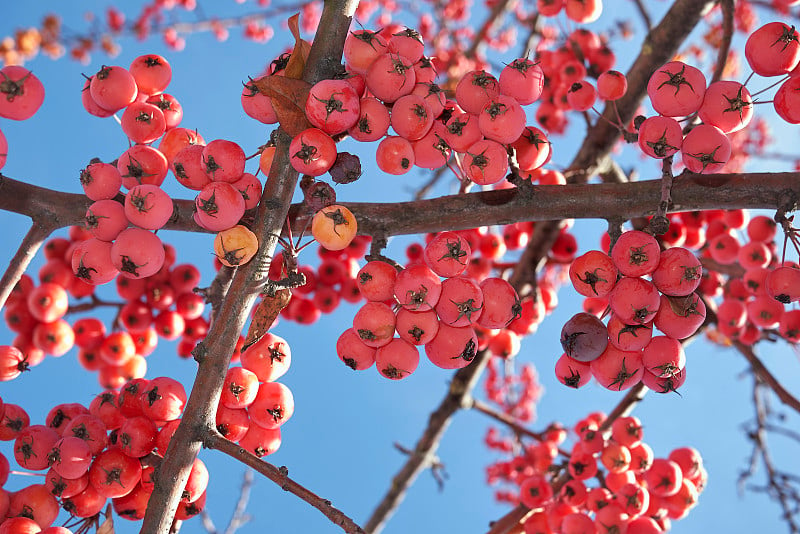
242,288,293,351
97,505,115,534
284,13,312,80
252,75,313,137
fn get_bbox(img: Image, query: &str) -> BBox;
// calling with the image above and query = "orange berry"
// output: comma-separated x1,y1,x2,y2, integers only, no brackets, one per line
311,205,357,251
214,225,259,267
258,145,277,176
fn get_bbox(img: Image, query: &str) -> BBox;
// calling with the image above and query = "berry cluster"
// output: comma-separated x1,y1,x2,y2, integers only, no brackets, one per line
558,230,703,393
79,54,262,278
559,204,800,393
632,21,800,175
3,230,98,369
533,27,619,134
247,26,558,188
486,412,705,533
698,212,800,345
219,332,293,458
335,230,521,379
1,225,214,388
0,377,209,532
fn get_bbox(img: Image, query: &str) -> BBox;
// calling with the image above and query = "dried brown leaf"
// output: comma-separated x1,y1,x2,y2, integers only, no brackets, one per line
252,76,313,137
243,288,292,351
97,505,115,534
284,13,312,79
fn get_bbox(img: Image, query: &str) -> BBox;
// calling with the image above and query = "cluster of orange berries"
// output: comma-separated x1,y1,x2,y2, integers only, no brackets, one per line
486,412,705,533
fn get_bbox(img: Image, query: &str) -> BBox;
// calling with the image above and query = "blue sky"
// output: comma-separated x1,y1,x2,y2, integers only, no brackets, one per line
2,1,800,533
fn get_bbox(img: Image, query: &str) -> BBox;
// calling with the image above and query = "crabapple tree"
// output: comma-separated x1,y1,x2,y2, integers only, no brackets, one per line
1,1,800,534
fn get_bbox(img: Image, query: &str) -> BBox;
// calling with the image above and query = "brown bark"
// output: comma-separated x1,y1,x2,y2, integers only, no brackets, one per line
139,0,359,531
0,172,797,240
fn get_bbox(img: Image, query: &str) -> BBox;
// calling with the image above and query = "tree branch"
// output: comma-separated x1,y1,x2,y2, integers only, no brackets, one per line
733,340,800,415
65,294,125,315
463,0,513,60
0,220,53,310
470,398,545,442
205,432,364,534
140,0,359,532
223,470,254,534
364,351,491,533
0,173,798,242
711,0,735,84
632,0,653,31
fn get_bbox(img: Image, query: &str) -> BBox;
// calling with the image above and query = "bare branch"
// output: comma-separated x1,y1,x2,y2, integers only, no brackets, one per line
470,398,546,442
364,351,491,533
740,380,800,534
393,443,448,491
734,340,800,415
224,470,255,534
140,0,359,531
463,0,513,60
699,256,745,278
1,173,799,243
631,0,653,31
205,432,364,534
200,511,218,534
0,220,53,310
65,294,125,315
711,0,735,85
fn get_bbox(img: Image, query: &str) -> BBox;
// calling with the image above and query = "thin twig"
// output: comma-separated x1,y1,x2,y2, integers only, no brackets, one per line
470,398,545,442
205,432,365,534
632,0,653,31
711,0,735,84
364,350,491,533
223,470,255,534
699,256,745,278
648,155,674,235
65,294,125,315
0,220,53,310
200,511,217,534
733,340,800,415
413,167,446,201
194,266,236,327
